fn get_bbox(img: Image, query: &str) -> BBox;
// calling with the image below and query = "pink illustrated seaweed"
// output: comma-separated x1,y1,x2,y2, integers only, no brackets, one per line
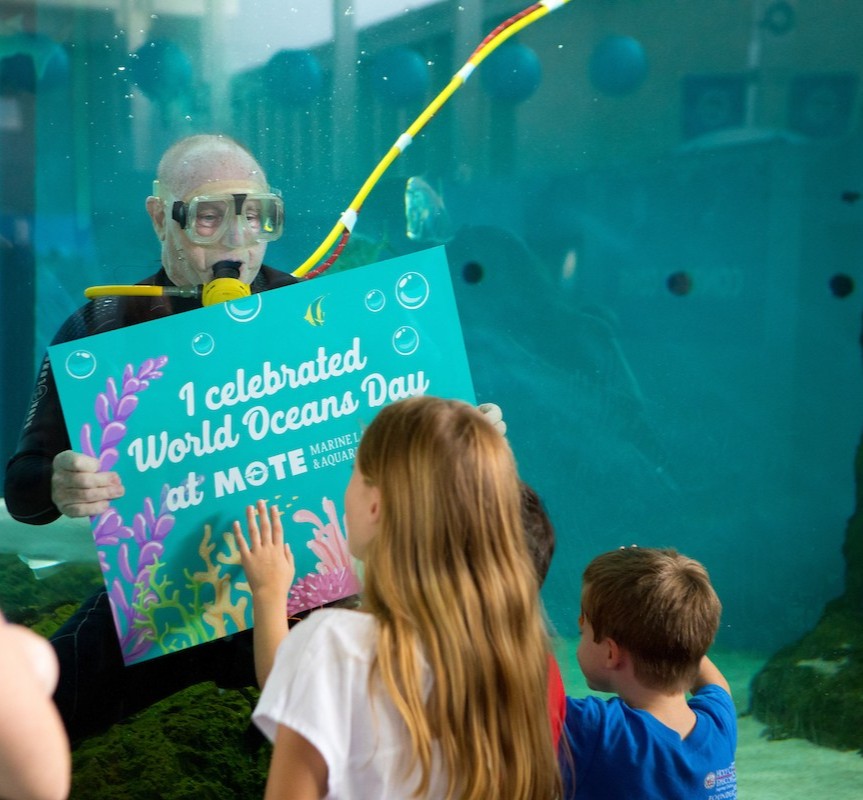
289,497,361,615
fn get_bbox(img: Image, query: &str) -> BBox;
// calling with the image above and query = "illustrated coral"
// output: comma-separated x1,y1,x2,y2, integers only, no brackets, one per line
109,517,254,657
289,497,361,614
189,525,249,637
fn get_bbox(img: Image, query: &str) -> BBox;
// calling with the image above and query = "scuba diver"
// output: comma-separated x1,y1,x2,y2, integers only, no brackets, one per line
3,134,299,742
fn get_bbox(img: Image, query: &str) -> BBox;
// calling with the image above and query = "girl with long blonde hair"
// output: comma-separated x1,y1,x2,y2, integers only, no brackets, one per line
242,396,561,799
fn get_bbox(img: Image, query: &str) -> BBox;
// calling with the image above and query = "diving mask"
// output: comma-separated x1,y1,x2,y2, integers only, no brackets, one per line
158,181,285,245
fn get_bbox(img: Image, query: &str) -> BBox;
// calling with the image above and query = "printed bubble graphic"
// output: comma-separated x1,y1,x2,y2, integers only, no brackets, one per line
66,349,97,379
393,326,419,356
395,272,429,309
225,294,263,323
191,332,215,356
364,289,386,312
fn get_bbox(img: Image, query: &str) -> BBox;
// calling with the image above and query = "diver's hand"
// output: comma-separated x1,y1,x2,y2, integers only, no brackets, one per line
478,403,507,436
51,450,125,518
233,500,296,602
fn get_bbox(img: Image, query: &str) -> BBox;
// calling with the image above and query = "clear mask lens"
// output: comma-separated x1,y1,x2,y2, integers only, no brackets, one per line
172,192,284,245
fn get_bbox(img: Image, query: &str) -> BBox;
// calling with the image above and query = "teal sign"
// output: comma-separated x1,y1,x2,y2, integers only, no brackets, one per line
50,247,475,664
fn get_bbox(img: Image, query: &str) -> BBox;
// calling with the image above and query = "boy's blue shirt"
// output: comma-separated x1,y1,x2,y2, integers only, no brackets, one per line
562,684,738,800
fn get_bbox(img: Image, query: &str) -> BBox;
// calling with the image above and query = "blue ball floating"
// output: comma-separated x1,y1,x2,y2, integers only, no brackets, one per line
370,46,429,106
481,41,542,104
129,39,193,103
589,35,648,96
265,50,324,106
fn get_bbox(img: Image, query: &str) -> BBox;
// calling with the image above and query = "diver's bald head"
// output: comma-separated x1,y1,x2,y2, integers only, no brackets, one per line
148,134,272,288
157,134,268,199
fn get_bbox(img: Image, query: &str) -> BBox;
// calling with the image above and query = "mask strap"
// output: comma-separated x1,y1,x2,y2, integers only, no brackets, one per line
171,201,188,229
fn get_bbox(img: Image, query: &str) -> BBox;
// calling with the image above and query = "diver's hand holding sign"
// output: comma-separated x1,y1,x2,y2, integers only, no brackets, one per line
51,450,124,519
479,402,507,436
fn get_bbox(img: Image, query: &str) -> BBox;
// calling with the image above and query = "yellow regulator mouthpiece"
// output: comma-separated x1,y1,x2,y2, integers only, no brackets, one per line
201,277,250,306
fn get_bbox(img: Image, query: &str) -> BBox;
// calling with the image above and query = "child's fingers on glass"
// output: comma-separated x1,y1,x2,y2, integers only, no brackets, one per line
244,503,263,547
232,520,249,553
255,499,273,541
268,504,283,544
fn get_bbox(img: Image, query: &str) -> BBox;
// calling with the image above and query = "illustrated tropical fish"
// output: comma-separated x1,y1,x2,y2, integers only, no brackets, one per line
404,176,454,244
304,295,326,326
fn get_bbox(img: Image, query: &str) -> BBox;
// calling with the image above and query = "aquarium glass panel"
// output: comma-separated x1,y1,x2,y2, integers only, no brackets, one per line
2,1,862,796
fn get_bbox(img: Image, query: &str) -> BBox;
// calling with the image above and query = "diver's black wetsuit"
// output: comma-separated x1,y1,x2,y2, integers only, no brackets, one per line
3,265,299,743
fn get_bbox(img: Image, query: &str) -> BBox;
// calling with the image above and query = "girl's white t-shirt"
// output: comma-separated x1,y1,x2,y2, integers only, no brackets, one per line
253,607,448,800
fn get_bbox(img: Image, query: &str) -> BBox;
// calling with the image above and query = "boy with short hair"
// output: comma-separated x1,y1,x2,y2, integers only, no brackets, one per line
564,546,737,800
